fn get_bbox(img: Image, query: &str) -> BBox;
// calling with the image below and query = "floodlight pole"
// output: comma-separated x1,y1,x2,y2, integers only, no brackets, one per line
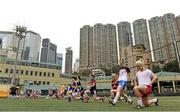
11,26,27,85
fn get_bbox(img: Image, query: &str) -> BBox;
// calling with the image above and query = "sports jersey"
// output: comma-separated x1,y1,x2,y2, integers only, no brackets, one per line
118,68,128,81
112,79,118,89
136,69,153,86
89,79,96,90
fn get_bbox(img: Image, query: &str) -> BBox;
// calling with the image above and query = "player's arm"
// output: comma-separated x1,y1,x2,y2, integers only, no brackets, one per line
89,83,95,87
150,73,158,85
112,79,118,84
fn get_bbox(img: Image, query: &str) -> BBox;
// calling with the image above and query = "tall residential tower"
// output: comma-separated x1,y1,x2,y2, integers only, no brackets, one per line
79,25,93,69
65,47,73,74
133,19,151,51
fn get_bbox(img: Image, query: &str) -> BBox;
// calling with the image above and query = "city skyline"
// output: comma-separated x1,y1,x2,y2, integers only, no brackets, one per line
0,0,179,72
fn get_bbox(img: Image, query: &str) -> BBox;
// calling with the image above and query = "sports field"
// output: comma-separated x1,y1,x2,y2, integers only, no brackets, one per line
0,96,180,111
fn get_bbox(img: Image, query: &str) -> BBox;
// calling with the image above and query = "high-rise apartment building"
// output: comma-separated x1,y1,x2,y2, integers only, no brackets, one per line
40,38,57,64
65,47,73,74
23,31,41,62
79,25,93,69
79,23,118,71
117,22,133,63
177,15,180,32
93,23,105,67
133,19,151,52
104,24,118,66
93,23,118,68
117,22,133,49
149,16,169,62
176,15,180,55
162,13,180,59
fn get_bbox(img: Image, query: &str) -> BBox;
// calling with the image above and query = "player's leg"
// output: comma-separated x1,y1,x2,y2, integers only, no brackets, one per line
67,91,73,102
110,89,116,100
91,90,104,102
142,96,159,107
121,89,132,104
148,98,159,106
83,89,91,102
133,86,146,108
109,85,123,105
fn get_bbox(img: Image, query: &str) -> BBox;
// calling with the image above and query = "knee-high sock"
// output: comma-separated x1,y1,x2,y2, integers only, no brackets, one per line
137,97,143,106
113,91,120,103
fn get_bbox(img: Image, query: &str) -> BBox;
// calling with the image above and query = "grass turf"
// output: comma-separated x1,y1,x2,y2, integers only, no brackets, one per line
0,96,180,111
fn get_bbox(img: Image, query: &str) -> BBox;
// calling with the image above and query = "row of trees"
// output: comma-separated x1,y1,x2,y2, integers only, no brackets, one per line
152,60,179,73
76,65,121,77
73,60,179,76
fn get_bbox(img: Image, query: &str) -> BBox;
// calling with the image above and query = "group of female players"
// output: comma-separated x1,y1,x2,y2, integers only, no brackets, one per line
65,59,159,109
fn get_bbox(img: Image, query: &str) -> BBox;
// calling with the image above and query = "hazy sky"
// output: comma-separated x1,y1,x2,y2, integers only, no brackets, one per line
0,0,179,72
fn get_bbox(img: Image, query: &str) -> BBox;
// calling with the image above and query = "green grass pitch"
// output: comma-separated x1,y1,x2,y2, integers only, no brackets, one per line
0,96,180,111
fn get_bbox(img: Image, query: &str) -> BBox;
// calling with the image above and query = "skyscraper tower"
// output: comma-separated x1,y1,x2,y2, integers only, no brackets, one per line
40,38,57,64
65,47,73,74
149,16,169,62
79,25,93,69
176,15,180,55
162,13,180,59
104,24,118,66
93,23,105,67
79,23,118,72
117,22,133,49
133,19,151,51
117,22,133,62
23,31,41,62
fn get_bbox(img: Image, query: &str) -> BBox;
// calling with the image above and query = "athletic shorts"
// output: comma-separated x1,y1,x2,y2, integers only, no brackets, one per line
90,87,96,95
142,85,152,97
72,92,78,97
118,80,127,89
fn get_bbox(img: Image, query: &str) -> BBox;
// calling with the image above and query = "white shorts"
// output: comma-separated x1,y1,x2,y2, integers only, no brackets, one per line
72,92,78,97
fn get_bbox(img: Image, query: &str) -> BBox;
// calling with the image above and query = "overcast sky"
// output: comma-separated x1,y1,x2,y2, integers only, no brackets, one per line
0,0,179,72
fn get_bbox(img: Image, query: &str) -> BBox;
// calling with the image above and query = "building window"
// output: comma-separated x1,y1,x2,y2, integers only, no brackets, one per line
35,71,38,76
21,70,24,75
43,81,46,85
39,72,42,76
34,81,37,85
38,81,41,85
5,68,8,73
16,70,19,74
48,72,50,77
30,71,33,76
26,70,28,75
47,82,50,85
52,73,54,77
44,72,46,77
10,69,13,74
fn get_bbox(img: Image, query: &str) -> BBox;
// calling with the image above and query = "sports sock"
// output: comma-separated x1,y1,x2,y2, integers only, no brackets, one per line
113,91,120,103
137,97,143,106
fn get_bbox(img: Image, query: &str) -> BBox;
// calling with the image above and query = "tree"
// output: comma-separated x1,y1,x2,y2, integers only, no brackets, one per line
72,72,79,76
152,64,161,73
80,69,91,77
112,65,120,74
163,60,180,72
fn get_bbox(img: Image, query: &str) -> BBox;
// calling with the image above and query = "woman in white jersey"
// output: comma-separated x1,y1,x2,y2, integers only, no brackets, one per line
109,64,132,106
133,59,159,109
